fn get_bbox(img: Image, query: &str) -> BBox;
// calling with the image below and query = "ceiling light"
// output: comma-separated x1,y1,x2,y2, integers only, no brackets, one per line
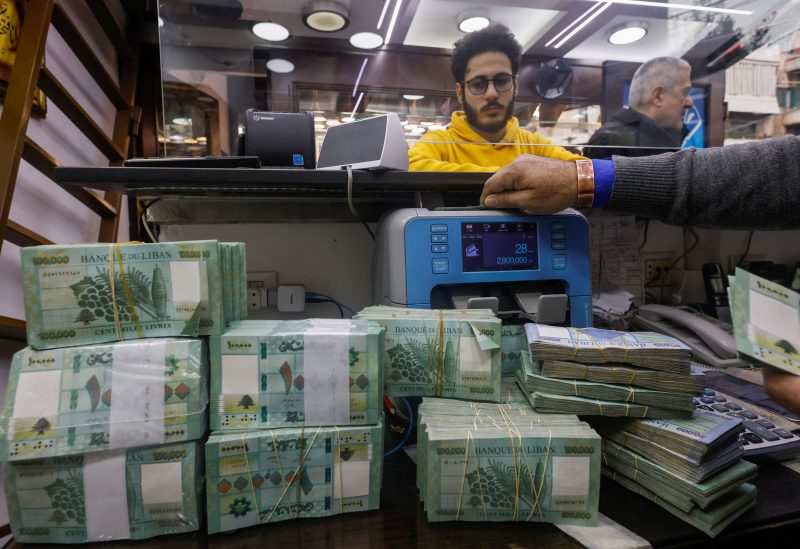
266,59,295,73
403,94,424,101
158,17,164,27
608,23,647,45
350,32,384,49
598,1,750,15
384,0,403,45
252,22,290,41
457,8,490,33
172,117,192,125
303,0,349,32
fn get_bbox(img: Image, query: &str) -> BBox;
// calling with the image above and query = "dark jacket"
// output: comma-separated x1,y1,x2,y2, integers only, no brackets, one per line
609,135,800,230
583,108,684,159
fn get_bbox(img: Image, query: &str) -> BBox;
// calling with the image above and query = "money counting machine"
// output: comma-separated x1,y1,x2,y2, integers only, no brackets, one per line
373,209,591,327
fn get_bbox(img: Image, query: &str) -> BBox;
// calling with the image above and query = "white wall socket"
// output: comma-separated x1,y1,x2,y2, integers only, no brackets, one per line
247,271,278,310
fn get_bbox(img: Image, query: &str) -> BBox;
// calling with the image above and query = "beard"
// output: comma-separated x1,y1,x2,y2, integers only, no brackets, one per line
462,92,515,136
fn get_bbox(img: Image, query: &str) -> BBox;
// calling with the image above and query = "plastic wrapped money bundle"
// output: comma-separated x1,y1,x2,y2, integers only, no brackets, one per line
526,324,693,374
0,338,208,461
355,306,501,400
21,240,246,350
417,405,601,524
210,319,383,430
5,441,203,543
729,267,800,375
205,420,383,533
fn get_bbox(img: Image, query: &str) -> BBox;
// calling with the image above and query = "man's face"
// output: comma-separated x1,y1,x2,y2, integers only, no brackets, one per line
456,51,518,137
659,67,693,129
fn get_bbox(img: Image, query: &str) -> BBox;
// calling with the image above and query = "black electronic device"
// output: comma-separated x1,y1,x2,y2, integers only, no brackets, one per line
241,109,316,169
703,263,731,322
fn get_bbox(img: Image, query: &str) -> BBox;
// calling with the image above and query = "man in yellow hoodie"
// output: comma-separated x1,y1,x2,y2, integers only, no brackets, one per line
409,23,584,172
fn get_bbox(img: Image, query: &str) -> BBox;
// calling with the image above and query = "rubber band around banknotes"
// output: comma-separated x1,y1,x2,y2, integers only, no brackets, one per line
264,426,322,523
642,406,649,417
436,309,446,397
239,431,263,525
625,387,636,403
456,431,487,521
107,243,145,340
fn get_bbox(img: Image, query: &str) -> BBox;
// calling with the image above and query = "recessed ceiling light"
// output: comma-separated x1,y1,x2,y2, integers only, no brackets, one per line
608,23,647,45
403,94,425,101
252,22,290,41
266,59,295,73
303,0,349,32
457,8,490,33
350,32,384,49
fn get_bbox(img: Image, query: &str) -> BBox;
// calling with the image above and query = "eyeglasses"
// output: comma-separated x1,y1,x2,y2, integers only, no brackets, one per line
462,73,515,95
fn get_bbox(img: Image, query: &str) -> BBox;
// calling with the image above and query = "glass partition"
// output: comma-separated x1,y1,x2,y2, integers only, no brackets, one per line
156,0,800,164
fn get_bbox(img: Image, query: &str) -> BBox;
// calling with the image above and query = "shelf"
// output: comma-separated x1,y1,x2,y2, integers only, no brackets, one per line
0,315,26,341
54,167,492,223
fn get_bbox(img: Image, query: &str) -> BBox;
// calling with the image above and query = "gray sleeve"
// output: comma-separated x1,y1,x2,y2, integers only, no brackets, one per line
607,135,800,229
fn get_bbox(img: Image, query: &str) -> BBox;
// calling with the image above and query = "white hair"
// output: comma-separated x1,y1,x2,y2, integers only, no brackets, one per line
628,57,691,109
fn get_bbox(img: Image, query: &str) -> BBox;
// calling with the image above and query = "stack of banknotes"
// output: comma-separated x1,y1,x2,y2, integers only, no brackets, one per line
355,306,501,400
209,319,383,430
205,421,383,533
518,325,695,418
5,441,204,543
1,338,208,460
500,324,527,375
592,412,756,537
416,382,602,525
21,240,246,349
729,267,800,375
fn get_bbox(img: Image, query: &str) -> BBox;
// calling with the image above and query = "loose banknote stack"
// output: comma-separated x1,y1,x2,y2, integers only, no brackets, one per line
729,267,800,375
500,324,527,375
355,306,502,400
417,381,602,525
205,421,383,533
592,411,756,537
518,324,696,418
21,240,246,349
209,319,383,430
5,442,204,543
0,338,208,460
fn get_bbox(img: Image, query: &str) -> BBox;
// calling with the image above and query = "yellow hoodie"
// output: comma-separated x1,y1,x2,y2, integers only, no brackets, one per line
409,111,585,172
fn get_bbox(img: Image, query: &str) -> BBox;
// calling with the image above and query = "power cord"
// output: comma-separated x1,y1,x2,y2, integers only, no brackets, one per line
305,291,355,318
384,396,413,457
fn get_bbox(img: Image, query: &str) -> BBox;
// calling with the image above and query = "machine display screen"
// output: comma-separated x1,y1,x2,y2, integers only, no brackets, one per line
461,221,539,272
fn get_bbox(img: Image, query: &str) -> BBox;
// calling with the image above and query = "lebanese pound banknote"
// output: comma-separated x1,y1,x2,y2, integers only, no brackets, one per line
526,324,692,374
355,306,502,401
205,420,383,533
5,441,203,543
729,267,800,375
21,240,246,349
0,338,208,461
210,319,383,430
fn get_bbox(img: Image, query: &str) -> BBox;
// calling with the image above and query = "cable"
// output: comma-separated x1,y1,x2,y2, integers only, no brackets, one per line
362,221,375,240
305,291,356,318
659,227,700,303
638,219,650,251
346,165,359,219
305,296,344,318
736,231,754,267
384,396,413,457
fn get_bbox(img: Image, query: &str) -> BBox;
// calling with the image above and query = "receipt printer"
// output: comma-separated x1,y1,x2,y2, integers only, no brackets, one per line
372,208,591,327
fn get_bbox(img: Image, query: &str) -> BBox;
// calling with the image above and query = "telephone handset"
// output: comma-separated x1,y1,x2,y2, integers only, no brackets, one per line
633,304,742,369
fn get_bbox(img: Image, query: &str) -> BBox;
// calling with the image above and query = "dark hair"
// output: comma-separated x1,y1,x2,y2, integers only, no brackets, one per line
450,23,522,83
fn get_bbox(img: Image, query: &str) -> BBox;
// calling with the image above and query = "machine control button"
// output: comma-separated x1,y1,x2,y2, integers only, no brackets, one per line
550,222,566,231
552,255,567,270
431,234,448,243
431,244,449,253
432,258,449,274
551,231,566,240
551,242,566,250
430,224,448,233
